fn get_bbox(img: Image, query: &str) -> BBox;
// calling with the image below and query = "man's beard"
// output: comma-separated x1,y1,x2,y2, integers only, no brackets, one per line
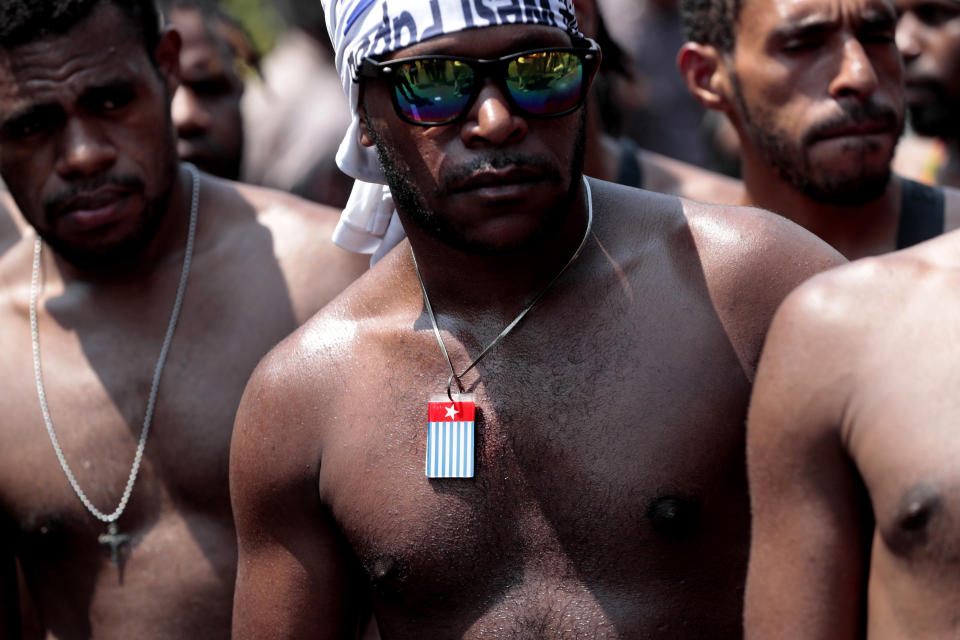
38,133,179,270
367,110,587,255
908,88,960,139
731,73,902,206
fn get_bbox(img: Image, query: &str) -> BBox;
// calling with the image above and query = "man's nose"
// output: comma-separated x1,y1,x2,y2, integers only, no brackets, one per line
460,80,528,147
171,87,210,138
896,12,923,62
55,117,117,178
829,37,881,98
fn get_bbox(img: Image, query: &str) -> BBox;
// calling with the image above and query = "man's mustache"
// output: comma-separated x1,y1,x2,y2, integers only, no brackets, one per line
44,174,144,220
804,101,902,145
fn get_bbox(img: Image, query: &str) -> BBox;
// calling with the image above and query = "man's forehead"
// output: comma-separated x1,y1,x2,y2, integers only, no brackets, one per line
894,0,960,11
0,30,148,113
175,24,232,78
740,0,896,32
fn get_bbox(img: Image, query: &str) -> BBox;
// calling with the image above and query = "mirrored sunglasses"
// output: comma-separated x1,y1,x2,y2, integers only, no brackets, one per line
359,39,601,126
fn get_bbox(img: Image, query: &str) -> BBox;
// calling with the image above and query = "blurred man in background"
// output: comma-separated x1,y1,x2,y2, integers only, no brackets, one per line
242,0,354,207
893,0,960,187
164,0,254,180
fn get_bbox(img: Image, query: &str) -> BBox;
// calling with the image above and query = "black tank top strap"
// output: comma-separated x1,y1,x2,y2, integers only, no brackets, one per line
897,178,945,249
616,137,644,189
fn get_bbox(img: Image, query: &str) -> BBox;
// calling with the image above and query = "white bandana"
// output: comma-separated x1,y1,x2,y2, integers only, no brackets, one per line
322,0,583,257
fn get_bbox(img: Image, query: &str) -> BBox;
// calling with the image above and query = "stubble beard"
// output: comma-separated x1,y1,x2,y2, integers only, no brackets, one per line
368,110,587,256
731,73,900,206
908,91,960,140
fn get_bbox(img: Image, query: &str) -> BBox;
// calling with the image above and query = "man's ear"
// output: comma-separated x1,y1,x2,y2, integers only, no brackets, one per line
154,26,182,97
677,42,729,112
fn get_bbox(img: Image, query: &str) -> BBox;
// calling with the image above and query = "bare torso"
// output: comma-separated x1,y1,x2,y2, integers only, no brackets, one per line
0,169,367,639
232,179,844,639
744,231,960,639
837,247,960,638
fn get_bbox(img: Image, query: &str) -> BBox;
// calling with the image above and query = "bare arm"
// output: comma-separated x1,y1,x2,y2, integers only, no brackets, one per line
231,349,365,639
744,278,871,638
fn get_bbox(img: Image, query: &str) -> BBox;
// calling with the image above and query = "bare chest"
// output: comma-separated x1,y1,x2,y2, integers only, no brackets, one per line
851,322,960,568
319,299,753,633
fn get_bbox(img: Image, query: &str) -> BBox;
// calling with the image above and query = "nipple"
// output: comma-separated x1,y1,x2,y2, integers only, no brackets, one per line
895,484,940,533
367,553,407,596
646,495,700,540
884,483,942,557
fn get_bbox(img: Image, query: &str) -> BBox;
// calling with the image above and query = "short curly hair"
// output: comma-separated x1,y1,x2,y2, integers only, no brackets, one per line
679,0,744,52
0,0,161,52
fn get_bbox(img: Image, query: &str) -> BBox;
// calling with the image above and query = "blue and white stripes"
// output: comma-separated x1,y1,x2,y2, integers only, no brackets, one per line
426,419,475,478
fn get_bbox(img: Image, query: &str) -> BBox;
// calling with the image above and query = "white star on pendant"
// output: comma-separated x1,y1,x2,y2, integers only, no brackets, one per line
444,405,459,419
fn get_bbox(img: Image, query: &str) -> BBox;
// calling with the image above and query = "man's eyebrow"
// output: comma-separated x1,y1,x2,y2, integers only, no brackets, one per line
860,5,898,27
769,15,839,41
79,78,137,98
0,102,61,133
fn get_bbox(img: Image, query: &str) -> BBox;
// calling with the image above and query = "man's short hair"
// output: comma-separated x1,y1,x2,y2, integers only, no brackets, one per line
680,0,743,52
0,0,161,52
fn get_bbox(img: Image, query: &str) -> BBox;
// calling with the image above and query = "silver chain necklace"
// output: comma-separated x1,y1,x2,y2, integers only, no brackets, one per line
29,163,200,566
412,175,594,400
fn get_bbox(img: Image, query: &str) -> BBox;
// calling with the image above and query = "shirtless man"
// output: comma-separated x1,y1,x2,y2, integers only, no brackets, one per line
230,1,843,637
894,0,960,187
0,1,367,637
678,0,960,258
165,0,250,180
744,228,960,637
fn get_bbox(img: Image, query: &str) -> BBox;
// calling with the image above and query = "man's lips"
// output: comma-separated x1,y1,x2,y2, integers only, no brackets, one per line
812,121,895,141
450,167,547,193
53,187,132,230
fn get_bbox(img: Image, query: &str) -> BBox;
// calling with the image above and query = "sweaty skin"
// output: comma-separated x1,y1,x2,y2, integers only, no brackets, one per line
231,22,843,640
745,230,960,639
0,5,368,639
232,178,842,639
231,22,842,639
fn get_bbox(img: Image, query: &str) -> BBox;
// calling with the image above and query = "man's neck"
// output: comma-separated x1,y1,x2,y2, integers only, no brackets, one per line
583,105,618,183
401,181,592,317
740,163,902,260
52,164,193,285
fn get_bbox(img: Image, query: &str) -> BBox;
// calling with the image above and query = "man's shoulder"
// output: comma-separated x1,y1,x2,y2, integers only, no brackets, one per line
771,240,955,346
198,173,369,317
203,173,342,237
677,198,846,298
242,279,398,417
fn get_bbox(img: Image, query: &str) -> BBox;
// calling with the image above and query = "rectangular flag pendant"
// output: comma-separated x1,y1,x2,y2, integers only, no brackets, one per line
426,393,475,478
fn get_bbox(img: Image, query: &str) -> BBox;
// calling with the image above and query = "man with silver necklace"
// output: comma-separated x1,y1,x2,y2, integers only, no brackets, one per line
0,0,368,637
231,0,844,637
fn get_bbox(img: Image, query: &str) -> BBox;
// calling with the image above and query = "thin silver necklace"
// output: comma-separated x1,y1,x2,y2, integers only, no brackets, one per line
411,175,594,400
29,163,200,567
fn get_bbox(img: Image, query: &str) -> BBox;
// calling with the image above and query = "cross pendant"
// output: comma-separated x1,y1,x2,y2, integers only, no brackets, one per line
97,522,130,568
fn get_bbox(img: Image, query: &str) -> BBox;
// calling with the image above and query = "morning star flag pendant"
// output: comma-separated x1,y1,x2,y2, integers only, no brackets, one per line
426,393,475,478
